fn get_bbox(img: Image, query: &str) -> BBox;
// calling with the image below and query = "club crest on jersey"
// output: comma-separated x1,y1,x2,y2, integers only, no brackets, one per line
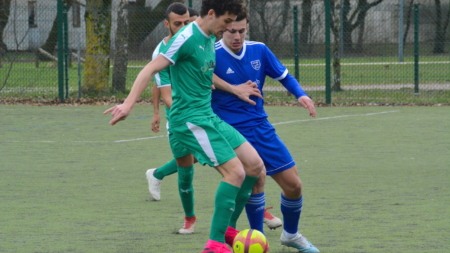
251,60,261,70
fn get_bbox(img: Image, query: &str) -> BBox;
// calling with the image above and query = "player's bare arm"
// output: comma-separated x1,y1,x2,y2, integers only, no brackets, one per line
151,84,161,133
212,74,263,105
104,55,171,125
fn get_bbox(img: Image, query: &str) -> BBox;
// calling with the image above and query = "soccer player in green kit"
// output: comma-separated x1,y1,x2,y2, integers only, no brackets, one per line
147,3,198,235
104,1,263,252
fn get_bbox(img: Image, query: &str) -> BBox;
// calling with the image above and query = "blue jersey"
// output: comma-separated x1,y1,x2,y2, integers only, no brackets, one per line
212,40,288,127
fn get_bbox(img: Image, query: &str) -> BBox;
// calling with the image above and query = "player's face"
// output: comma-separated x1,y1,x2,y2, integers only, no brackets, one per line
223,19,248,53
166,12,191,36
211,11,236,37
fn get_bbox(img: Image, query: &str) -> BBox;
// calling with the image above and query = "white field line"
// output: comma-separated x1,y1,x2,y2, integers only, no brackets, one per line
272,110,399,126
113,135,168,143
4,110,399,143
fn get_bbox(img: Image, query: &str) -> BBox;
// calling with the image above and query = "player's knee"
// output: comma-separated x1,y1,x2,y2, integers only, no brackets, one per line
245,156,264,177
286,180,302,197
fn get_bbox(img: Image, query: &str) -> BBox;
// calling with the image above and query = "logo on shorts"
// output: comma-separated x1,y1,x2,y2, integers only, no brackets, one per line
251,60,261,70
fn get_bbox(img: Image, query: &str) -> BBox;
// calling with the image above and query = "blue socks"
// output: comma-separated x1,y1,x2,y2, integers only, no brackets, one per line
245,192,265,233
280,194,303,234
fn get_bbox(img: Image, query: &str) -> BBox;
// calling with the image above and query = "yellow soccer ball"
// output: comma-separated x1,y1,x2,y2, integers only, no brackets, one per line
232,229,269,253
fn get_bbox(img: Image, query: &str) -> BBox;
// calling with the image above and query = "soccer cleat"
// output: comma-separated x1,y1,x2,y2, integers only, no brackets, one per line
145,168,161,201
280,233,320,253
202,239,232,253
224,226,240,247
264,207,283,230
225,226,240,247
178,216,196,234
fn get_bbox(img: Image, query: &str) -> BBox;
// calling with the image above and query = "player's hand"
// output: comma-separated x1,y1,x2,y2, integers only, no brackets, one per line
103,104,132,125
151,115,161,133
234,80,263,105
298,96,316,117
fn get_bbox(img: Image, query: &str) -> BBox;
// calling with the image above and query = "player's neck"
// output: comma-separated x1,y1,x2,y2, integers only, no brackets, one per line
164,35,171,43
195,18,211,36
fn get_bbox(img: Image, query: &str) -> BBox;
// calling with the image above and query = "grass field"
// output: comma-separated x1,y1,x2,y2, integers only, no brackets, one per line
1,105,449,252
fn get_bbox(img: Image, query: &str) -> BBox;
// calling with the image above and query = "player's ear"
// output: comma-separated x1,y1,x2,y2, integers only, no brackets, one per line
207,9,215,19
164,20,169,28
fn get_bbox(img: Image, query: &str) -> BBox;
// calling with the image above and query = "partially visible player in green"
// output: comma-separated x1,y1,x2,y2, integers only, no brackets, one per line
146,3,198,235
104,1,263,252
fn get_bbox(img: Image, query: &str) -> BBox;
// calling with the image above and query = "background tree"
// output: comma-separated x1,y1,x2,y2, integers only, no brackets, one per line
127,0,181,55
299,0,313,56
83,0,112,93
37,0,73,61
0,0,11,58
330,0,342,91
248,0,290,50
340,0,384,54
112,0,130,93
432,0,450,54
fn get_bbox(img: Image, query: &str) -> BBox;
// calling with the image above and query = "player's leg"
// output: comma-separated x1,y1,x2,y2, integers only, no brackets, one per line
175,154,197,234
170,132,197,235
145,123,178,200
171,119,245,252
145,159,177,201
271,167,319,252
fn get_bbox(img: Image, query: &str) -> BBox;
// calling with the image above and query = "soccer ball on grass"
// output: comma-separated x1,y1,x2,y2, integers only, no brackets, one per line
232,229,269,253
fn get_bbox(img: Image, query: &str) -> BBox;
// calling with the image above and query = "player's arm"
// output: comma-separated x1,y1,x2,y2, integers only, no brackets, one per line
151,85,161,133
279,73,316,117
212,74,263,105
104,55,171,125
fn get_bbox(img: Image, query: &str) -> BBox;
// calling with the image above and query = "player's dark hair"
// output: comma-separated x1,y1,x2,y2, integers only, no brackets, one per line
188,7,199,17
235,5,249,23
165,3,188,21
200,0,243,18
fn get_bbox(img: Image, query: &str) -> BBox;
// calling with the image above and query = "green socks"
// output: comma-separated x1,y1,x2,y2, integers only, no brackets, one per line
210,181,240,243
229,175,259,228
178,165,195,217
153,159,178,180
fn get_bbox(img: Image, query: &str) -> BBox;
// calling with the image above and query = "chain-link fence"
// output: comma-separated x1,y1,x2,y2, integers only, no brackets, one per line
0,0,449,104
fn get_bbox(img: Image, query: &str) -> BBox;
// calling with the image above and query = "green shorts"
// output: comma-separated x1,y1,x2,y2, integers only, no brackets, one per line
169,115,246,167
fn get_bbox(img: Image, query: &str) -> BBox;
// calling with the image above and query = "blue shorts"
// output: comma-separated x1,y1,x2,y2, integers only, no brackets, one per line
233,119,296,176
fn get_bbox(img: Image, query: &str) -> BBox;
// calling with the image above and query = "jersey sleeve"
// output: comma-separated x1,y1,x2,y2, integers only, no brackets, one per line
263,46,288,81
160,26,193,65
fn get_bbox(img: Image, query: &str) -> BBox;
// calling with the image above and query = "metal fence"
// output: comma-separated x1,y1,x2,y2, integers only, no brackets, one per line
0,0,449,105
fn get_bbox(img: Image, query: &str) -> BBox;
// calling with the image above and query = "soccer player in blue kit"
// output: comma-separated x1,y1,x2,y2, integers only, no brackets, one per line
212,7,319,253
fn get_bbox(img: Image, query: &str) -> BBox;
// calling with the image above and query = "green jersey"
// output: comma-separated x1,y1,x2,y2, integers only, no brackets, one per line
152,39,171,120
161,22,216,127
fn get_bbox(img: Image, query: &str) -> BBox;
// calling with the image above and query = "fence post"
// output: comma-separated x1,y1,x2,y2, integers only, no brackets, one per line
188,0,192,8
57,0,65,101
63,3,69,99
292,5,299,97
325,0,332,104
414,4,419,95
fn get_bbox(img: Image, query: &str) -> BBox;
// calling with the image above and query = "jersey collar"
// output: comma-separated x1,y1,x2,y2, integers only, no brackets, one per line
219,39,246,60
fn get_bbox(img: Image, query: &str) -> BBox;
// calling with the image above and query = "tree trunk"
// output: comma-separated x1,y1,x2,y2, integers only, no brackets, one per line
112,0,129,93
432,0,445,54
299,0,312,56
341,0,354,54
0,0,11,58
331,0,342,91
83,0,112,93
38,0,73,61
403,0,414,45
249,0,267,43
128,0,179,55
